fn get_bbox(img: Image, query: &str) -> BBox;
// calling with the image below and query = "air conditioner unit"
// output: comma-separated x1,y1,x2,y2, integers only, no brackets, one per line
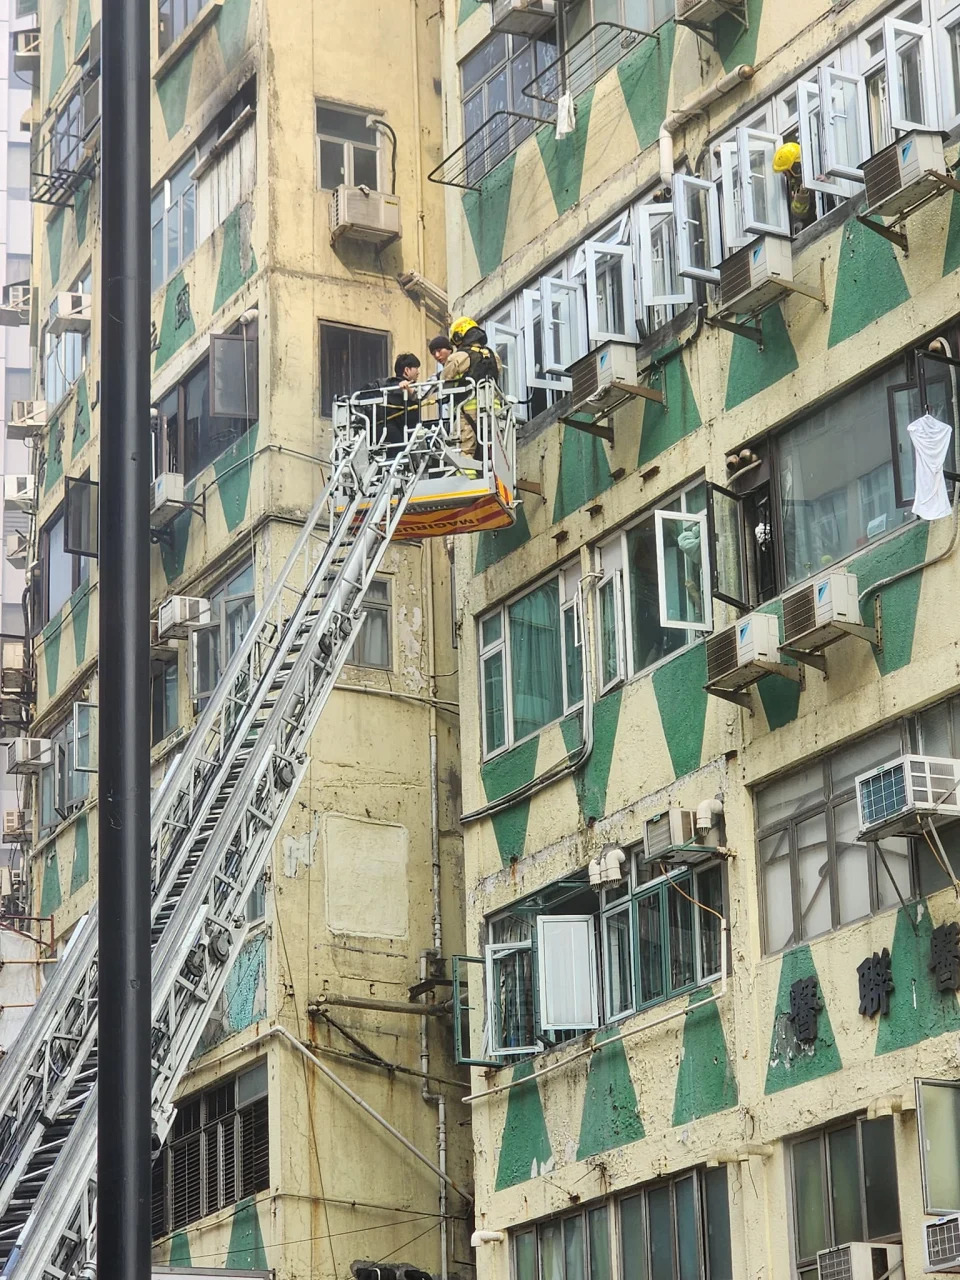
491,0,556,37
49,291,91,336
718,235,794,316
815,1242,902,1280
643,808,706,863
3,474,35,512
926,1214,960,1272
856,754,960,840
157,595,211,640
3,284,29,310
5,737,51,774
676,0,743,21
781,571,865,654
9,400,46,440
704,610,785,701
151,472,185,522
862,130,945,220
330,185,402,245
2,810,27,841
4,531,28,570
1,640,25,694
567,341,639,418
11,28,40,73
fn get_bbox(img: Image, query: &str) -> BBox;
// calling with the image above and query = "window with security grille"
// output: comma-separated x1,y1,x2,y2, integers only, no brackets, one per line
151,1060,268,1237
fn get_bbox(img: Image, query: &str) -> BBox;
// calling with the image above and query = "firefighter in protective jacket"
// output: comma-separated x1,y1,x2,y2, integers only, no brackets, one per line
441,317,502,461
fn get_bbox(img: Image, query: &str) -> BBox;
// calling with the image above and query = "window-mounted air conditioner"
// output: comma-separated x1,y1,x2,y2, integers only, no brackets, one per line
3,474,35,512
331,185,402,246
815,1242,902,1280
643,808,706,863
491,0,556,37
781,571,863,654
862,130,945,221
9,400,46,441
704,611,783,698
5,737,52,774
151,472,185,523
11,29,40,73
718,235,794,316
676,0,743,21
856,754,960,841
1,641,25,695
4,532,28,570
926,1214,960,1272
3,284,29,310
157,595,211,640
49,291,91,337
2,809,28,841
567,341,639,418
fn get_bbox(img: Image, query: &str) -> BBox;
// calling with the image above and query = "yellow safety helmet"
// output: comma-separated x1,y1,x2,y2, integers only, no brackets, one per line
773,141,802,174
450,316,478,344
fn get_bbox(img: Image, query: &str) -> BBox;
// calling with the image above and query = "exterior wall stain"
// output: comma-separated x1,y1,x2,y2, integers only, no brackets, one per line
765,944,842,1094
875,902,960,1055
495,1061,555,1190
216,0,253,70
213,203,258,313
577,1026,645,1159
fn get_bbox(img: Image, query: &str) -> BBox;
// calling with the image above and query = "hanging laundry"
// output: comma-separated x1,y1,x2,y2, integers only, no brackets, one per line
907,413,953,520
555,92,576,140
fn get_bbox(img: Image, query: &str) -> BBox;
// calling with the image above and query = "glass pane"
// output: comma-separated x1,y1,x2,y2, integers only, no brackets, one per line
757,764,825,827
920,1082,960,1212
862,1115,900,1236
830,726,904,793
866,68,892,153
711,487,744,604
895,28,927,125
565,1216,586,1280
47,514,73,619
825,72,864,174
588,1207,610,1280
563,605,583,707
619,1193,648,1280
353,145,379,190
647,1185,673,1280
760,831,794,952
874,833,911,911
594,251,626,336
355,604,390,668
483,651,506,753
508,579,563,739
599,578,620,687
482,613,502,648
667,879,695,992
674,1176,698,1280
492,946,535,1050
792,1136,828,1263
704,1168,732,1280
746,135,777,227
636,891,664,1004
539,918,595,1029
320,139,346,189
697,863,723,978
542,1222,563,1280
658,514,706,628
516,1232,538,1280
828,1124,863,1244
797,813,831,940
316,105,377,145
627,519,685,671
833,800,871,925
460,34,508,95
681,180,713,276
604,906,633,1018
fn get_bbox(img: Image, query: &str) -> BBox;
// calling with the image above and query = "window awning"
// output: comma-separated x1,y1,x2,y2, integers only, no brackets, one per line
428,109,546,190
523,21,657,105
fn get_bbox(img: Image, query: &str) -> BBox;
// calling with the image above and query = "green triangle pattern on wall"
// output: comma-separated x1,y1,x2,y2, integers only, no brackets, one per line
214,205,258,313
74,0,92,55
876,902,960,1054
553,426,614,523
672,986,738,1126
44,418,64,494
724,304,798,409
70,815,89,894
167,1233,192,1267
159,507,193,584
827,217,910,348
651,642,708,779
849,521,929,676
42,618,62,700
156,47,196,140
637,349,701,468
214,423,259,532
463,155,517,279
577,1026,644,1158
459,0,484,21
943,192,960,277
154,270,196,370
536,87,595,218
47,19,66,106
617,20,676,151
40,847,62,918
765,944,842,1094
495,1061,553,1190
216,0,251,69
225,1197,268,1268
480,736,540,866
716,0,763,72
754,599,801,730
48,209,66,290
559,688,623,823
475,503,531,574
71,583,91,666
74,179,92,246
72,375,90,457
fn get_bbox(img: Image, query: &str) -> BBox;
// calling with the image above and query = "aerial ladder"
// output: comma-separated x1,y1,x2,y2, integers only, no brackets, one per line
0,380,516,1280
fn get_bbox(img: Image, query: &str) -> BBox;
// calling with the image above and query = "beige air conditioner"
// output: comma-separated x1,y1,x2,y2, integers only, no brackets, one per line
643,809,703,863
718,236,794,316
856,754,960,841
158,595,211,640
815,1242,902,1280
9,401,46,441
926,1214,960,1272
491,0,556,37
49,291,92,337
780,571,876,668
5,737,52,774
2,809,28,841
567,341,639,418
862,130,945,220
151,472,185,523
676,0,743,21
3,474,35,512
11,29,40,73
331,185,402,246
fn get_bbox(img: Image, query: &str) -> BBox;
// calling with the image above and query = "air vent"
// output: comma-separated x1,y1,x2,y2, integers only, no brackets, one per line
926,1214,960,1272
705,626,737,684
782,584,816,643
862,145,902,208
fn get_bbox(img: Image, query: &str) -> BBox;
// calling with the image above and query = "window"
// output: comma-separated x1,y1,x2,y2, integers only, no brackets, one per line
158,0,209,55
35,506,89,631
351,577,392,670
151,1059,268,1237
39,714,90,834
64,473,98,559
45,269,90,407
190,562,255,703
565,0,675,39
862,4,936,152
479,564,582,757
790,1115,900,1280
917,1079,960,1214
316,103,380,190
151,154,196,291
319,322,388,418
209,326,259,421
514,1205,612,1280
51,87,83,178
151,655,179,746
460,33,556,184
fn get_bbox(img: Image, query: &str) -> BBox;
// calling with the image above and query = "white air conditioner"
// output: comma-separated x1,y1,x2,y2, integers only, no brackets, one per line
2,809,28,841
643,808,705,863
9,400,46,441
491,0,556,37
3,474,35,512
862,130,945,221
151,472,185,522
4,285,29,310
676,0,743,20
157,595,211,640
567,341,639,417
331,185,402,246
781,571,863,654
49,291,91,336
5,737,51,774
11,28,40,73
816,1242,902,1280
718,235,794,316
926,1214,960,1272
4,531,28,570
856,754,960,840
704,610,783,698
1,640,25,694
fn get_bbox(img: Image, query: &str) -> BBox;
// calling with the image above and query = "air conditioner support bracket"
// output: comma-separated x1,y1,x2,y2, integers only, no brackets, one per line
675,0,746,50
517,478,543,497
778,645,827,674
858,169,960,255
560,381,664,443
149,492,206,546
779,617,880,675
707,315,764,347
857,214,909,253
777,263,827,309
705,685,754,710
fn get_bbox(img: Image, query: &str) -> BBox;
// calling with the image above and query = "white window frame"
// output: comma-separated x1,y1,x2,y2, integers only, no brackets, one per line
485,940,538,1056
596,539,625,693
737,127,791,237
535,915,599,1033
637,204,693,308
654,507,713,634
718,139,751,252
315,102,381,191
541,275,585,375
523,286,569,391
488,314,526,407
560,564,584,715
916,1077,960,1215
937,2,960,129
798,79,844,197
884,15,939,131
820,66,870,182
479,611,508,759
73,700,96,774
584,240,638,344
674,174,722,284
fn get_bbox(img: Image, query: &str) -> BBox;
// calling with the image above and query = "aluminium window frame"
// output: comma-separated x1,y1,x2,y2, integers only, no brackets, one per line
351,575,393,671
189,563,255,703
315,100,382,192
916,1077,960,1215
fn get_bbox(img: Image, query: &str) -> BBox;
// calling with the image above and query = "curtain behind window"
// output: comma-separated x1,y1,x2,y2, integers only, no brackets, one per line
509,579,562,739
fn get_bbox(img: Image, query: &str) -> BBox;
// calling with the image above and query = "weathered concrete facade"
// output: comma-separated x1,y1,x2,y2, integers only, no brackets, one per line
442,0,960,1277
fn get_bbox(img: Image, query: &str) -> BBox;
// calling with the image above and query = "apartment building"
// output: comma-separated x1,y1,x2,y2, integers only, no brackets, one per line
12,0,471,1275
440,1,960,1277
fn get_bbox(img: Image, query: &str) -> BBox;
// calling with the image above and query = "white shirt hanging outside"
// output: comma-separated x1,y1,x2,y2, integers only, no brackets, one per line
907,413,953,521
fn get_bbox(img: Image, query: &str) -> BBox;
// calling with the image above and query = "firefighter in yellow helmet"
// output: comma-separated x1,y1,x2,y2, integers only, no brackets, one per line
773,141,815,235
441,317,502,467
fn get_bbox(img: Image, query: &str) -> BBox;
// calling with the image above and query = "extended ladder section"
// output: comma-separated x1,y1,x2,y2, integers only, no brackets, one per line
0,414,454,1280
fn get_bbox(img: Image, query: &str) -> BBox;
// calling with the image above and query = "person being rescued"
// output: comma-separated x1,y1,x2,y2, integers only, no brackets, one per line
381,353,424,453
440,317,502,474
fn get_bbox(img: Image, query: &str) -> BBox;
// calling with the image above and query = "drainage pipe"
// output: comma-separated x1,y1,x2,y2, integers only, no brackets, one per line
658,65,755,188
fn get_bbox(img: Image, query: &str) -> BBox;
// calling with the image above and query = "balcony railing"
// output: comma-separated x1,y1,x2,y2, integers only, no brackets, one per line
429,109,547,190
30,130,96,207
523,21,657,105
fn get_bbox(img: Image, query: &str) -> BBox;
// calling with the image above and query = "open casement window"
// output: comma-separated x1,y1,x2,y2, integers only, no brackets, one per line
73,701,96,774
53,740,68,820
737,128,791,237
654,508,712,633
536,916,599,1034
674,174,722,284
452,955,501,1067
917,1078,960,1214
541,276,584,375
597,539,625,691
479,611,507,758
487,319,524,403
190,620,221,702
798,80,841,197
583,240,638,344
523,288,570,391
884,16,938,132
637,205,692,308
706,482,752,611
485,940,538,1056
719,139,751,251
64,474,99,558
560,564,584,713
819,68,869,183
888,347,960,508
210,328,258,420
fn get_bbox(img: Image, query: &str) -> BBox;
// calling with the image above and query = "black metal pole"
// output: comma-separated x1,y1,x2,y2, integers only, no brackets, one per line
98,0,151,1269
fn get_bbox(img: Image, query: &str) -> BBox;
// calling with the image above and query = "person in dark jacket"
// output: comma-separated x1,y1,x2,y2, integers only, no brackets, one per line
440,318,501,461
381,352,422,449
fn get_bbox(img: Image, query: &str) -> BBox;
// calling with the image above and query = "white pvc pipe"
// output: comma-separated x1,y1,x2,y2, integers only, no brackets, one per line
658,66,755,188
